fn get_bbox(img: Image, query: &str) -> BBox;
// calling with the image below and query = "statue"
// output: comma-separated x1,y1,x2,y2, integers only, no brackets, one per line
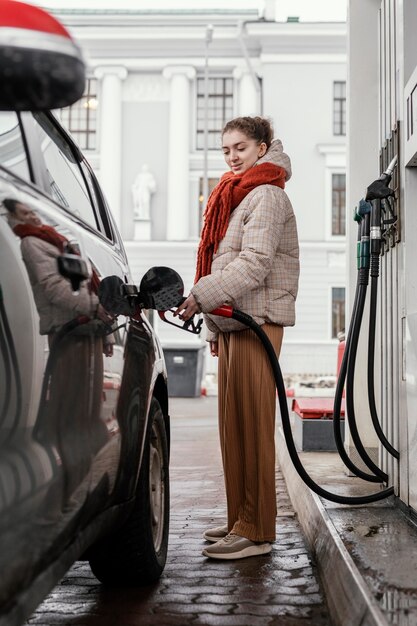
131,164,156,221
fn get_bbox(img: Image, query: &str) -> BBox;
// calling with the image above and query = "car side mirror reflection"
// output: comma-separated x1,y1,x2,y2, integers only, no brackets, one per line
0,0,85,111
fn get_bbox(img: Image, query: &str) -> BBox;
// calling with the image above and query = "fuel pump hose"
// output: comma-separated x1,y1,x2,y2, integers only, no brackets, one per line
331,282,383,482
209,304,394,505
329,212,385,482
342,210,389,480
367,197,399,459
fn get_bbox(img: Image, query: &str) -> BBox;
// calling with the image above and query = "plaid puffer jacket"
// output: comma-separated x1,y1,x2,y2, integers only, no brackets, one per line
191,139,299,342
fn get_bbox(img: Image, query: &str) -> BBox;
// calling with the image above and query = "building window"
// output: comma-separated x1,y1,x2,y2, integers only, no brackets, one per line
333,81,346,136
332,173,346,236
60,78,98,150
196,77,233,150
332,287,345,339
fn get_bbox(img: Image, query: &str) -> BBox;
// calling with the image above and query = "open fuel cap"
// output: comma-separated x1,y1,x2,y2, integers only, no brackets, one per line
0,0,85,110
139,267,184,311
98,267,185,316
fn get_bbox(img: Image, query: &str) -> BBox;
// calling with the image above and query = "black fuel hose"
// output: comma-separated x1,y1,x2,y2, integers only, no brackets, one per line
331,282,383,482
345,280,388,481
368,255,399,459
320,211,386,482
366,181,399,458
340,208,390,480
367,274,400,458
210,305,394,505
329,215,384,482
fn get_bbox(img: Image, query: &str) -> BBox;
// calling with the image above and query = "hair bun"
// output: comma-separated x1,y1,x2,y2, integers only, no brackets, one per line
222,116,274,148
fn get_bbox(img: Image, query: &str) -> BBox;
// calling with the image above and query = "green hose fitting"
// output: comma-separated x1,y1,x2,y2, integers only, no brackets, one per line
358,199,372,218
356,241,361,270
354,206,362,223
360,237,370,269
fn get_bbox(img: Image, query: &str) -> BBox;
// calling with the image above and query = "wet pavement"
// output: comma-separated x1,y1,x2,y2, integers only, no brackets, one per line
329,499,417,625
277,424,417,626
26,396,332,626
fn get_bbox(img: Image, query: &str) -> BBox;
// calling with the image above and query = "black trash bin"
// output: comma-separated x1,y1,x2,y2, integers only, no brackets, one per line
163,344,206,397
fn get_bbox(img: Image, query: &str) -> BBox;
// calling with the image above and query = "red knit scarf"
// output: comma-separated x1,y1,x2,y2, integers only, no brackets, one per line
195,162,286,282
13,223,100,294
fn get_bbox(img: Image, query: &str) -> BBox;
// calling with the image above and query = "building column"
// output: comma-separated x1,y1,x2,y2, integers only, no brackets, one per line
94,65,127,230
163,65,196,241
234,67,260,117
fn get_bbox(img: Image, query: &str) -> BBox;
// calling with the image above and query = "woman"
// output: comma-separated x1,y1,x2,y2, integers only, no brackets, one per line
3,198,112,334
4,197,113,508
176,116,299,560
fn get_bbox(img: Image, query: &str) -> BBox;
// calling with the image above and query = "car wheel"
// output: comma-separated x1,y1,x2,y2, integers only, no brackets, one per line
88,398,169,585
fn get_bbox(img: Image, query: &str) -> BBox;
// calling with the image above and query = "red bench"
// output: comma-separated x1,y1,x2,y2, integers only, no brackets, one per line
292,397,345,419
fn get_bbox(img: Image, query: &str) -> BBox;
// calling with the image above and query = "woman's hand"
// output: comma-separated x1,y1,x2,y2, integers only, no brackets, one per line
210,340,219,357
174,294,200,321
96,303,115,324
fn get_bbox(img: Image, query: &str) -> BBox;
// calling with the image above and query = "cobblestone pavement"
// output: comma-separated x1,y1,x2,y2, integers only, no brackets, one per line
26,397,332,626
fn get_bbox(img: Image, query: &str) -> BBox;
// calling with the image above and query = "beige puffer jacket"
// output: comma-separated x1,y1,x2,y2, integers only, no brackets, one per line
19,235,99,335
191,139,299,342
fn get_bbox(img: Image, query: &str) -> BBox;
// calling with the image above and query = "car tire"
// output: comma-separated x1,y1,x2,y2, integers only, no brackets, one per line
88,397,169,585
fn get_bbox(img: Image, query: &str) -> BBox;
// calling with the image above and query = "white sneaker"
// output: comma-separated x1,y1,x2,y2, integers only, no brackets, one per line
202,524,229,543
202,533,272,560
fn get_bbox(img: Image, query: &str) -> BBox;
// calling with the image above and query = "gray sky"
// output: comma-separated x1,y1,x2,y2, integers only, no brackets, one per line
32,0,347,22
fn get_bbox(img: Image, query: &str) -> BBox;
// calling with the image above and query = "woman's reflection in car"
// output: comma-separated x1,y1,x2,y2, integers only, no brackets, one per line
4,197,115,519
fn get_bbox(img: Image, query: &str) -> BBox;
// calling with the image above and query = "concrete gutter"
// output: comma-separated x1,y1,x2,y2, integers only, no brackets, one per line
277,425,389,626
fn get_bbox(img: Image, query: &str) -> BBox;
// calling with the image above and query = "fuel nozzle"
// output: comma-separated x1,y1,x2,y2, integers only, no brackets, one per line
382,155,398,179
365,155,397,201
367,155,397,258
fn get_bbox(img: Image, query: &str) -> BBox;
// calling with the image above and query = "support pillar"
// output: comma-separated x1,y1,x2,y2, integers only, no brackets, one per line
163,66,195,240
234,67,259,116
94,65,127,230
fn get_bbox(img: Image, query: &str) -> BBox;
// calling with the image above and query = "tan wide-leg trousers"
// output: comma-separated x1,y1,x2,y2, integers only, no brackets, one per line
218,323,283,543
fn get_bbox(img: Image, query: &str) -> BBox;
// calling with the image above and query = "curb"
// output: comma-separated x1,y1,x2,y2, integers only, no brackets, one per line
276,425,389,626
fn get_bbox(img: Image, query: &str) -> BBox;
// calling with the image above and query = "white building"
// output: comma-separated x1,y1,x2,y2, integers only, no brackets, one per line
51,3,347,381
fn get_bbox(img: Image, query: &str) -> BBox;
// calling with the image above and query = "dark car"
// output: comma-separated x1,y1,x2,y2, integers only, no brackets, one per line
0,5,170,625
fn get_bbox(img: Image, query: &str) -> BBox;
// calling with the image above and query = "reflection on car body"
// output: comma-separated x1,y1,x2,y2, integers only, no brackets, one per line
0,107,170,626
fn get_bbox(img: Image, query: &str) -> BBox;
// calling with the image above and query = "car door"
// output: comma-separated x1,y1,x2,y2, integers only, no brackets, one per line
0,110,98,610
22,111,156,502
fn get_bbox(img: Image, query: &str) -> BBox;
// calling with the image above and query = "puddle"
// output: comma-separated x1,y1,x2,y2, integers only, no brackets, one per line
379,589,417,626
329,508,417,625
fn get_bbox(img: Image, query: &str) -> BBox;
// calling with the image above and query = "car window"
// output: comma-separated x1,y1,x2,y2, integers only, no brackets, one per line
80,161,114,241
30,113,99,230
0,112,31,181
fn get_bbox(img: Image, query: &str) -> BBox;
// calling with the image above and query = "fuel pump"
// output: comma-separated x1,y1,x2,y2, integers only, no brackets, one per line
99,159,399,505
331,204,386,484
327,156,399,492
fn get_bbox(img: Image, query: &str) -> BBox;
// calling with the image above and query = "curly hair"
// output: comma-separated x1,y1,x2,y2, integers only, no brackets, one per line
222,116,274,148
